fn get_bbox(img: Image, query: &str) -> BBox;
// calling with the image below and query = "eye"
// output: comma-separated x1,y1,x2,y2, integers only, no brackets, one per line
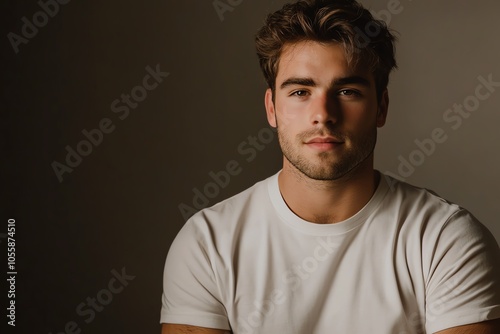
338,89,360,97
290,90,309,97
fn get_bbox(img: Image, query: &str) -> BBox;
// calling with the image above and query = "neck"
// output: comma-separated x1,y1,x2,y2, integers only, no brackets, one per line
278,156,380,224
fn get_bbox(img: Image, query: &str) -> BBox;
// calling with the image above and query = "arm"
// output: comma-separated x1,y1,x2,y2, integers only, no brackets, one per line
160,220,231,331
162,323,231,334
434,318,500,334
425,210,500,333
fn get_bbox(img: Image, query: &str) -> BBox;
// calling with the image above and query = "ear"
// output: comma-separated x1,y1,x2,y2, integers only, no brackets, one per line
376,89,389,127
265,88,277,128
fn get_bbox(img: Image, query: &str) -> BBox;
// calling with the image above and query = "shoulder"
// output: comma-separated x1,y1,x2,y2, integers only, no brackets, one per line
382,173,459,210
378,173,497,248
380,173,499,271
174,173,276,246
380,173,464,223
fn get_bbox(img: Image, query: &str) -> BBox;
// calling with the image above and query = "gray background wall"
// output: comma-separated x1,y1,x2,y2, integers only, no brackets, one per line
2,0,499,333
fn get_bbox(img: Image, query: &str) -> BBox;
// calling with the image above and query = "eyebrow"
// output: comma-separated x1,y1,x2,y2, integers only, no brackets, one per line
280,77,317,89
279,76,371,90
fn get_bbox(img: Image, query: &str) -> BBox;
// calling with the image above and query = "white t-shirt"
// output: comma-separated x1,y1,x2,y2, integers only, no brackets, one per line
161,171,500,333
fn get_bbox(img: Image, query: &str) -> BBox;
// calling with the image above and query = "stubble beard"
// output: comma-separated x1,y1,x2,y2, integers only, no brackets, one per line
276,125,377,181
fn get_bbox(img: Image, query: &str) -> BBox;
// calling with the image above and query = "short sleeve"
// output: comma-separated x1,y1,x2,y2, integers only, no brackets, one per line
425,209,500,333
160,219,231,330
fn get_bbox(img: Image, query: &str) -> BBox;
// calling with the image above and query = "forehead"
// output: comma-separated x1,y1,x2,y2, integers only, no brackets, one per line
276,40,373,84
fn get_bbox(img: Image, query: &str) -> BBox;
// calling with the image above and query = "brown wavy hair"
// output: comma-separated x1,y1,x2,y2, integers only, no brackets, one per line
255,0,397,100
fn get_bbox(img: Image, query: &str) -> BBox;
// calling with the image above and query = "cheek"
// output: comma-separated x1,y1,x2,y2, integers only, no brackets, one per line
276,100,306,128
342,105,377,128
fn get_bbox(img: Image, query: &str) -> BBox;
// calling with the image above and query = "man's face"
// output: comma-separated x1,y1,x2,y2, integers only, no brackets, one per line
265,40,388,181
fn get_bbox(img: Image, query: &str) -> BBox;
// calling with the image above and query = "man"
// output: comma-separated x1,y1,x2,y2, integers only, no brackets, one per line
160,0,500,333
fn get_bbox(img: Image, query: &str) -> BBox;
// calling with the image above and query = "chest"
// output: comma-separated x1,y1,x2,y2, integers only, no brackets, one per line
220,227,426,333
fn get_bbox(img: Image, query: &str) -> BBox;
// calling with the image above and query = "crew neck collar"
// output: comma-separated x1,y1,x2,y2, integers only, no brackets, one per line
267,170,389,236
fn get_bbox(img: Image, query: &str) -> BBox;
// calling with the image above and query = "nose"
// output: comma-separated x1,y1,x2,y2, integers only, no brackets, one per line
310,91,339,126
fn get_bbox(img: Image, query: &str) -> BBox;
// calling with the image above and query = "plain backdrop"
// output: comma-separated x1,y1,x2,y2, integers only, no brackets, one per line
2,0,499,333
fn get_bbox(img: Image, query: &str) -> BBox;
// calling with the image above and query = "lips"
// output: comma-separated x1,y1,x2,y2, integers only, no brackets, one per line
305,137,343,144
304,136,344,151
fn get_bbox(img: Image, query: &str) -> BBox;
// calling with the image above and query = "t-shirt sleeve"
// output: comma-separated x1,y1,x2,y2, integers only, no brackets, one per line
425,209,500,333
160,219,231,330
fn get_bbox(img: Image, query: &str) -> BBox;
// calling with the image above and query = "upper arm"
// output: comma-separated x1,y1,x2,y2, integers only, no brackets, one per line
425,210,500,333
434,318,500,334
162,323,231,334
160,221,231,330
